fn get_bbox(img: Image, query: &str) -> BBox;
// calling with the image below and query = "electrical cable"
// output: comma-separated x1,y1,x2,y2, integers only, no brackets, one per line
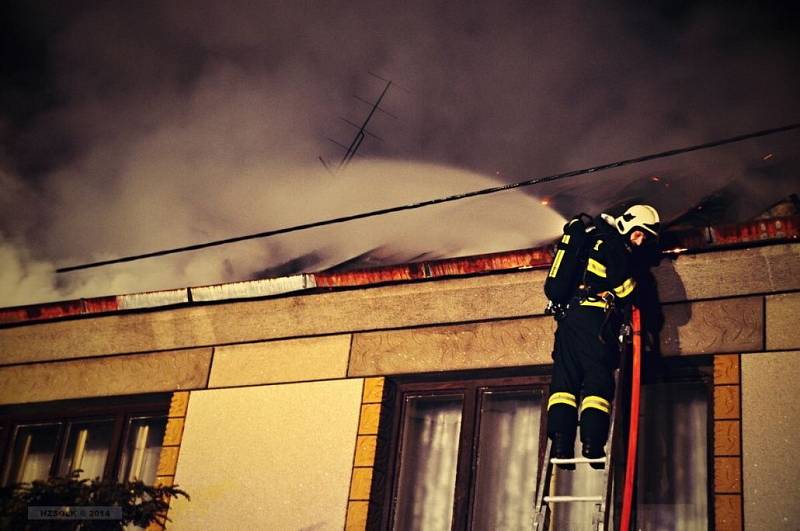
56,121,800,273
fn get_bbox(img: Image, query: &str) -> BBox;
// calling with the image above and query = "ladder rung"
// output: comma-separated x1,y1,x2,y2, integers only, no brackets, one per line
543,495,603,503
550,457,606,464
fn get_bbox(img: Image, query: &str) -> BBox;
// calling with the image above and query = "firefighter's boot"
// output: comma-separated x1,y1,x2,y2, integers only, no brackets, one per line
552,432,576,471
581,440,606,470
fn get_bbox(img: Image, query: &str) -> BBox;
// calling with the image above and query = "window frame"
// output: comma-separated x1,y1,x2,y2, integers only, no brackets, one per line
0,393,171,485
630,359,714,529
379,360,713,530
381,371,552,530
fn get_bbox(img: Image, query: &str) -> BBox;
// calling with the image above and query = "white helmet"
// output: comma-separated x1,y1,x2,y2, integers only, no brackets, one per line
615,204,660,237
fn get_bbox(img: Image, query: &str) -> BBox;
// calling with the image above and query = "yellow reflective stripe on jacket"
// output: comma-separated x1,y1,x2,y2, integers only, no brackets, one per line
579,299,607,308
613,277,636,298
580,395,611,414
548,249,566,278
561,234,571,244
586,258,607,278
548,392,577,410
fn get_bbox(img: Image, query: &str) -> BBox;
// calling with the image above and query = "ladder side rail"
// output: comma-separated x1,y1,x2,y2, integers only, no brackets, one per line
595,364,624,530
532,439,554,531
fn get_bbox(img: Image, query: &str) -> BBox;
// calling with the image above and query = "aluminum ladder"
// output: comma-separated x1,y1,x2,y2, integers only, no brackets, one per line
531,367,622,531
533,306,642,531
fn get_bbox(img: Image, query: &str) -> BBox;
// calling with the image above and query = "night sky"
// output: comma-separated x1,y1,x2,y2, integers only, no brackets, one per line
1,1,799,305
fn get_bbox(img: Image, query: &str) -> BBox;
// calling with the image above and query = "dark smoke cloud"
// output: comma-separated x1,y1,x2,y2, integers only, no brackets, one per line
1,1,799,305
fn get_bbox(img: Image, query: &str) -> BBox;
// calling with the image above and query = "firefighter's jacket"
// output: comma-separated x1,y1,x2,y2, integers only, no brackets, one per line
577,222,637,309
545,221,637,442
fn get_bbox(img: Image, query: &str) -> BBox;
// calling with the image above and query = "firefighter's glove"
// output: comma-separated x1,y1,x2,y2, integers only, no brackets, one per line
545,301,567,321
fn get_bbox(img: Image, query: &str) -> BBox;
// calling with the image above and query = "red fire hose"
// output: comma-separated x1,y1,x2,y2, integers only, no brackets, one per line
620,307,642,531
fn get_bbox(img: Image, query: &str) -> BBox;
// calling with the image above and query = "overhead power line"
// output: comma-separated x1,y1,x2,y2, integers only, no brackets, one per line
56,121,800,273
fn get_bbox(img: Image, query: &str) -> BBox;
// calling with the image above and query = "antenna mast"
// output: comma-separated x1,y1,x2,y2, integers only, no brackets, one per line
321,72,399,173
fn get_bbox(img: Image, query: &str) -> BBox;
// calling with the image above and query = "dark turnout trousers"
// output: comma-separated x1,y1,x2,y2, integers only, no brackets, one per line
547,304,619,446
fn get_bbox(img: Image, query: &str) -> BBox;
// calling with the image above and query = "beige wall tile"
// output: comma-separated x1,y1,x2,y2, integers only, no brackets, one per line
714,355,740,384
354,436,377,467
714,386,740,420
157,446,180,477
656,243,799,302
715,457,741,493
766,292,800,350
362,378,384,403
208,335,351,387
358,404,381,435
742,351,800,531
0,306,220,365
349,467,373,500
162,417,185,446
169,391,190,418
168,379,362,531
660,298,762,356
715,495,742,531
350,317,556,376
154,476,174,487
714,420,740,456
0,348,211,405
345,501,369,530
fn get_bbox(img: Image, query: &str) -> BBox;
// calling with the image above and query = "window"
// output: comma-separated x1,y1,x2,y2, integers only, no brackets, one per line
0,394,170,487
550,375,711,530
117,416,168,484
636,378,710,530
382,375,549,530
3,422,61,485
381,366,710,530
57,418,115,479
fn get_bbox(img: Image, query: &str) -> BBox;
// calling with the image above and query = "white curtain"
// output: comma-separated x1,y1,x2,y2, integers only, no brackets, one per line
59,420,115,480
5,424,60,485
17,435,56,484
118,417,166,484
393,392,544,531
472,392,542,530
77,442,110,480
636,381,708,530
394,396,463,531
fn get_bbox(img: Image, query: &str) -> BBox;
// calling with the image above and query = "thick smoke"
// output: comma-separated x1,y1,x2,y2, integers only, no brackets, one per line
1,1,799,306
1,160,567,305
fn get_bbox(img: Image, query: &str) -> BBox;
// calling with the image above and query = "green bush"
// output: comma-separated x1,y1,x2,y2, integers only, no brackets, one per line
0,470,189,530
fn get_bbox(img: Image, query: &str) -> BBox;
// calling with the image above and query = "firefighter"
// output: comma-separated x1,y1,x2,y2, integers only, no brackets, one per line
546,204,660,469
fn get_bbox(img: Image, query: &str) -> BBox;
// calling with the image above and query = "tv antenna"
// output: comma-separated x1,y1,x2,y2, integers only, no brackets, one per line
320,72,401,173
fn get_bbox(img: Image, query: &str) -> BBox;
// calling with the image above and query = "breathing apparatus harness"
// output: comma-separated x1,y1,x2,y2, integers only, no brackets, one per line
544,213,629,343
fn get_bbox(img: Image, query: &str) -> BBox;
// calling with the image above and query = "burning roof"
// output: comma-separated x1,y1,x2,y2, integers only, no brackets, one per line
1,213,797,327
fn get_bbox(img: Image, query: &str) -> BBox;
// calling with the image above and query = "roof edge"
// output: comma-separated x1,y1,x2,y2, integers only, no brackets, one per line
1,215,797,326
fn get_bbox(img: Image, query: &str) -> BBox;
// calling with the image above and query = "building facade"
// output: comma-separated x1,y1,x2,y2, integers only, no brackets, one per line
0,236,798,529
